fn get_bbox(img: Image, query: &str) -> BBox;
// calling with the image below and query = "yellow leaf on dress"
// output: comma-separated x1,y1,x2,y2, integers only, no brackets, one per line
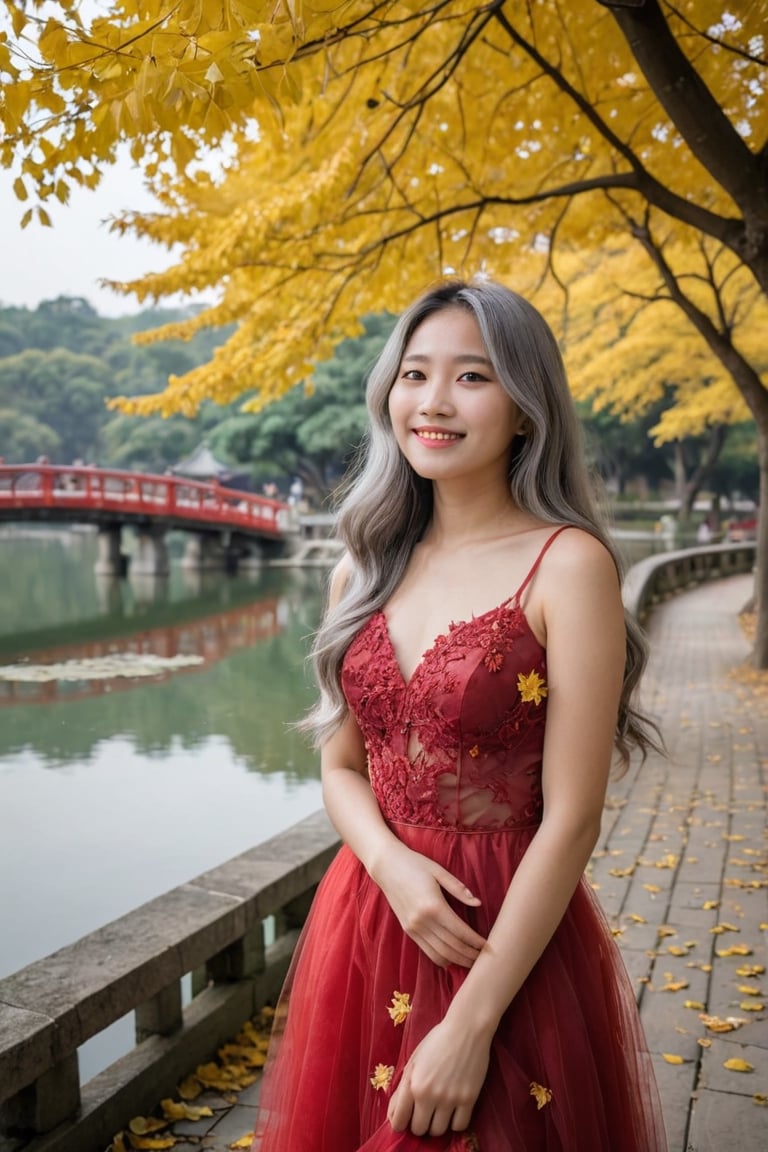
517,670,547,705
723,1058,754,1073
370,1064,394,1091
529,1081,552,1109
387,991,412,1026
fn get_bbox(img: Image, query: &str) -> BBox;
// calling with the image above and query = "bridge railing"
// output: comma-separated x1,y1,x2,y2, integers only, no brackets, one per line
0,464,289,537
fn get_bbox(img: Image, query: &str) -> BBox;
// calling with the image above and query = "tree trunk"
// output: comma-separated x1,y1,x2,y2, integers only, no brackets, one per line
752,427,768,667
678,425,728,523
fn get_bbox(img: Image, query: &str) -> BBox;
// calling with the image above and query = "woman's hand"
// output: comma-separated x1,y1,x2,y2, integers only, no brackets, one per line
371,843,485,967
388,1017,491,1136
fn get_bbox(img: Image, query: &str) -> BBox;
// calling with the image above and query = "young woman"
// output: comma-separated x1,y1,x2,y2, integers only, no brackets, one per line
252,280,667,1151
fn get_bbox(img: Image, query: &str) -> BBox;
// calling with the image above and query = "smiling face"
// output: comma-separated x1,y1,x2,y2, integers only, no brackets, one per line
387,306,525,487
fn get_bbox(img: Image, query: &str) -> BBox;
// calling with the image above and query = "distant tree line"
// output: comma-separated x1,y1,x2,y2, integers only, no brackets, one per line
0,296,757,510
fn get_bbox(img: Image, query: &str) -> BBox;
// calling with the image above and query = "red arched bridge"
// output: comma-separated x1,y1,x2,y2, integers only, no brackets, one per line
0,463,292,575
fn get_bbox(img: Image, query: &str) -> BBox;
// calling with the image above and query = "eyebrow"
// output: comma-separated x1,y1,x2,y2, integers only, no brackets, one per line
402,353,493,366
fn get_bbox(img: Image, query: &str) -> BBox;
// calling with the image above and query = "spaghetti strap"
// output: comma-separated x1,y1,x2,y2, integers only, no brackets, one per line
512,524,572,606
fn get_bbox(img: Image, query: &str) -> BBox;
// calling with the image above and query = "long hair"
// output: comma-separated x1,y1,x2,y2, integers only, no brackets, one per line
304,279,660,770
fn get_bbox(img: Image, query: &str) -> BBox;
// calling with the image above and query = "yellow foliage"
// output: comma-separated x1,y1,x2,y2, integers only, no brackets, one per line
0,0,766,421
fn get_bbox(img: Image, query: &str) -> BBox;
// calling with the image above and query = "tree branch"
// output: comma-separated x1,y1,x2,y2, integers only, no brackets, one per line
602,0,767,227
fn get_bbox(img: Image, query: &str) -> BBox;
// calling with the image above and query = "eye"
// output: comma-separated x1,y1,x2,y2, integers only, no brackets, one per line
401,369,425,380
459,371,488,383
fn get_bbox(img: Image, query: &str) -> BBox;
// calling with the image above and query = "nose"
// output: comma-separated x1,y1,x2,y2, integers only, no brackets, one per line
418,375,455,417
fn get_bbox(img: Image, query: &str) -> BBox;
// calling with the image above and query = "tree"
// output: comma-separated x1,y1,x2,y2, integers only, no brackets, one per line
210,313,393,498
2,1,767,655
0,408,60,462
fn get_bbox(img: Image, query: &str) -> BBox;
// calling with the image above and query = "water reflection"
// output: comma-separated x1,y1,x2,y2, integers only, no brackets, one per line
0,532,327,986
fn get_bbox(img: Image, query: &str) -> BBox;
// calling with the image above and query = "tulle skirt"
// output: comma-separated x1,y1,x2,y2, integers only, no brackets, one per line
252,822,667,1151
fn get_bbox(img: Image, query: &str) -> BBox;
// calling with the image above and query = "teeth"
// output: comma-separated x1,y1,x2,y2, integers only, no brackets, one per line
418,431,460,440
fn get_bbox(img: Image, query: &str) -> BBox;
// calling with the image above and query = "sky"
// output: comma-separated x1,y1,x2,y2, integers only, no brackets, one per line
0,151,186,317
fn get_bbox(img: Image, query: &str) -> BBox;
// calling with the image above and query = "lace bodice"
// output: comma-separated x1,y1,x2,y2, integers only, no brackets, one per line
342,590,552,832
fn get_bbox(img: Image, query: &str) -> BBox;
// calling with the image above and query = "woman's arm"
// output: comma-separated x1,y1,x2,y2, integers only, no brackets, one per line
319,558,487,968
389,531,627,1137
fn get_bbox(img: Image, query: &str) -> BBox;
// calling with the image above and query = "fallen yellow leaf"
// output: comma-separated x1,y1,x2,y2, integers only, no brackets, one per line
723,1058,754,1073
716,945,753,957
662,1053,686,1064
737,985,763,996
699,1014,747,1033
229,1138,254,1150
177,1076,202,1101
660,981,689,992
126,1136,176,1151
667,946,689,957
128,1118,168,1136
736,965,765,977
683,1000,705,1010
702,901,720,910
740,1001,764,1011
160,1099,213,1122
754,1094,768,1107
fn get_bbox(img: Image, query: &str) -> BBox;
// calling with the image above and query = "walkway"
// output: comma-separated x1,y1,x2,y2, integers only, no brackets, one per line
107,574,768,1152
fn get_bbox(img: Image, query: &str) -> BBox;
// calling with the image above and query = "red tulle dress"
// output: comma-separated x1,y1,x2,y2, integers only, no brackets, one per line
252,530,667,1151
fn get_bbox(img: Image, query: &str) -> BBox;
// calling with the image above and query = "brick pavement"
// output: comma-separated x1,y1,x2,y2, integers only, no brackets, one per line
123,574,767,1152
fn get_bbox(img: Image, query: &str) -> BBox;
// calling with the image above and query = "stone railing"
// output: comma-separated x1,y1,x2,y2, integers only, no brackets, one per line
621,541,756,620
0,812,339,1152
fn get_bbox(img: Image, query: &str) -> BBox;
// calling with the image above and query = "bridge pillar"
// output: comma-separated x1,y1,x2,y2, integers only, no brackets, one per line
132,527,169,577
94,526,128,577
181,533,227,571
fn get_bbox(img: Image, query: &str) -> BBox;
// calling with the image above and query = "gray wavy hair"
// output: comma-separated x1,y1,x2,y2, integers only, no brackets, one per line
303,278,659,770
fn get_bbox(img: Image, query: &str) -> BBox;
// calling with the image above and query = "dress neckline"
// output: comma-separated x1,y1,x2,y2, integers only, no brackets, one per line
374,598,538,690
374,525,570,687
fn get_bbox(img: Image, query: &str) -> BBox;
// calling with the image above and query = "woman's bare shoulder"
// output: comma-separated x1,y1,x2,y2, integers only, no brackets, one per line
536,527,621,598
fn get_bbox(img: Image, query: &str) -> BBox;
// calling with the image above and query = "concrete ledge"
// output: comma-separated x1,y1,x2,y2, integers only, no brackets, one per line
622,542,756,620
0,810,339,1145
